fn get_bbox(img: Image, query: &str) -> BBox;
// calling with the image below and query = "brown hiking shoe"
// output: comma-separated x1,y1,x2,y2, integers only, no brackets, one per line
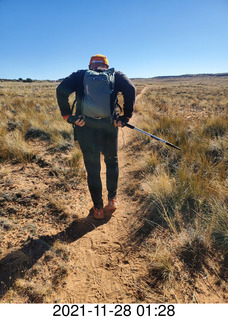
93,207,105,219
106,198,119,210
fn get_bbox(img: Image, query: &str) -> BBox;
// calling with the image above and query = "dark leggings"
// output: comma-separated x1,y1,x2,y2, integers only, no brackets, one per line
76,124,118,208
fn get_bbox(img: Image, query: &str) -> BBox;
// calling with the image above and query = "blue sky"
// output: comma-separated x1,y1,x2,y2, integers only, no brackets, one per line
0,0,228,79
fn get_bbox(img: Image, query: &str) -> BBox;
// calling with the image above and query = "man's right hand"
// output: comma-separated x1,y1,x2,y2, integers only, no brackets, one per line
66,115,85,126
75,116,85,127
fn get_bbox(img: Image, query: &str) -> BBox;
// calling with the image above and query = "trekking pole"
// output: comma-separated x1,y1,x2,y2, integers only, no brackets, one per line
125,123,181,150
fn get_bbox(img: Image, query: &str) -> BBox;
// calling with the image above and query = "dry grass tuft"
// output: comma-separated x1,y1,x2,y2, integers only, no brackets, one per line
147,249,175,287
177,230,209,273
52,264,69,287
13,279,50,303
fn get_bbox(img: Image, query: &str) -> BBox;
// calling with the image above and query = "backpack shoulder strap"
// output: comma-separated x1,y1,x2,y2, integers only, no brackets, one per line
107,68,115,93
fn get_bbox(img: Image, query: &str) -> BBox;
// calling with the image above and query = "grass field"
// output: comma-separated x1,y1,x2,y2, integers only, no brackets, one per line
0,75,227,303
126,76,228,300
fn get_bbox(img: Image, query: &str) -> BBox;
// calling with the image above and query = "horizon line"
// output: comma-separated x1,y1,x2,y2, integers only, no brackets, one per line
0,72,228,82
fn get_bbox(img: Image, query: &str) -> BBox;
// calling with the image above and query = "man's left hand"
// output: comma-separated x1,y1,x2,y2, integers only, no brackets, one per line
114,116,130,127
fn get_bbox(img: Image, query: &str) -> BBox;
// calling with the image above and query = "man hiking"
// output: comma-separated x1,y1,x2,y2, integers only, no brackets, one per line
56,54,135,219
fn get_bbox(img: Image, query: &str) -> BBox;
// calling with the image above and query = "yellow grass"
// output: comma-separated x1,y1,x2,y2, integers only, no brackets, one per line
130,75,228,256
0,81,74,161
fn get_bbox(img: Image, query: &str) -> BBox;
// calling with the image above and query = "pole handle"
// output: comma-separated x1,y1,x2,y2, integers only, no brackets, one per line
125,123,135,129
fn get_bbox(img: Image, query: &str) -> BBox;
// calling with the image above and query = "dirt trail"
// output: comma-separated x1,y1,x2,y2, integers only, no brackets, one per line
0,86,149,304
53,87,149,303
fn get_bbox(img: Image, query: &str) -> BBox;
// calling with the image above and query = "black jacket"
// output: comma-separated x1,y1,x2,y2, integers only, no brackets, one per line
56,69,135,119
